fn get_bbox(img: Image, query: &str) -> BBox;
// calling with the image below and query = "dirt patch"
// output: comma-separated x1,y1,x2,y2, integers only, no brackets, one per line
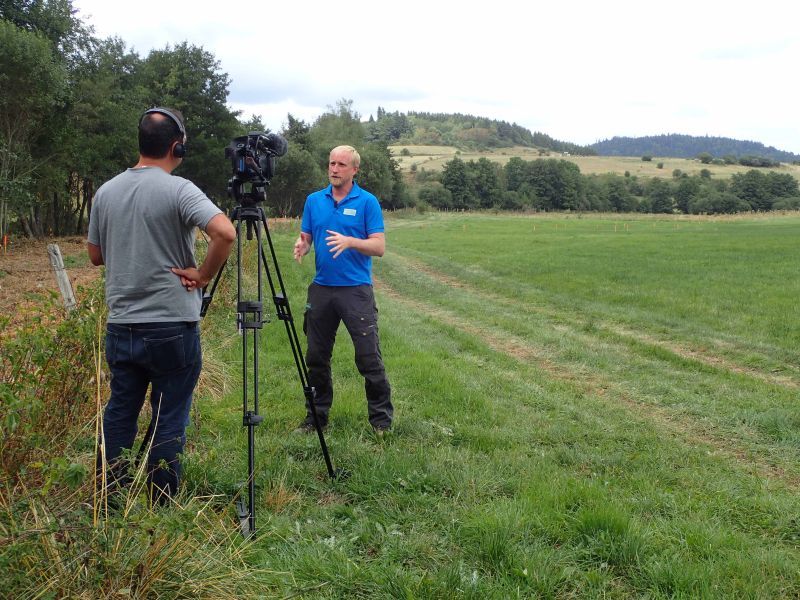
0,236,100,332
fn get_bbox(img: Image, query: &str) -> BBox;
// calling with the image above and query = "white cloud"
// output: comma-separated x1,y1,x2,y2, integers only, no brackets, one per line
73,0,800,153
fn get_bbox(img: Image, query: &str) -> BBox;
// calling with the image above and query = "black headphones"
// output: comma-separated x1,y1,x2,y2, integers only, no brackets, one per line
141,107,187,158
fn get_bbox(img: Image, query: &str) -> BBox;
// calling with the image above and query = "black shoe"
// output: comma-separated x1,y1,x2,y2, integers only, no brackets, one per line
294,417,327,434
372,424,392,439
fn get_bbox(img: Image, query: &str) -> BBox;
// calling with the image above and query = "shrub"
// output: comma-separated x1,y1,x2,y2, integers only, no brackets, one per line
773,196,800,210
1,282,106,480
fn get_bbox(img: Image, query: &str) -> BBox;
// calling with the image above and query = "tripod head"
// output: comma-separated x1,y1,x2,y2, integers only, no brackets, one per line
225,131,288,207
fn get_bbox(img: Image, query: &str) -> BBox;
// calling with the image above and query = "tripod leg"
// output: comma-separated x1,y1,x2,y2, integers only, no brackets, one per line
257,212,340,479
235,209,266,537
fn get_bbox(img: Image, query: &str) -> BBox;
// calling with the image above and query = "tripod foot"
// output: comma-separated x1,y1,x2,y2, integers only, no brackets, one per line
332,468,351,481
235,499,253,538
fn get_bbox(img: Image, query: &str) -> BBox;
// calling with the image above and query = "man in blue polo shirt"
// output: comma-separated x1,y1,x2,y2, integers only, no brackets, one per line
293,145,393,435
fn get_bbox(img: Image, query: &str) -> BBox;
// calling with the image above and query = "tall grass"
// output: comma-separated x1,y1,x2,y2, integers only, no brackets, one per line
0,279,272,598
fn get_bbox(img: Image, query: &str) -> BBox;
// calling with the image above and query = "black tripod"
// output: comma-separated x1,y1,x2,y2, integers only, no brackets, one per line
201,177,340,538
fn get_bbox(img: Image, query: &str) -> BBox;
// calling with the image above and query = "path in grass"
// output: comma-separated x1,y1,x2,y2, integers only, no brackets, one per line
385,250,799,392
375,248,800,489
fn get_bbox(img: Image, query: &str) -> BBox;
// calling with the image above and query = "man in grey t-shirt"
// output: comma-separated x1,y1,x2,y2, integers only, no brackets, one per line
88,107,235,506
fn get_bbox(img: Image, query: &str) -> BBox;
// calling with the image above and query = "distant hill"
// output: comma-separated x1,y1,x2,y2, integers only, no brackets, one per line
365,109,597,156
592,134,800,163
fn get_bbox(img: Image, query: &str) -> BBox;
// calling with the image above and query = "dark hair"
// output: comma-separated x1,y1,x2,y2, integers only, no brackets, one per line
138,108,185,158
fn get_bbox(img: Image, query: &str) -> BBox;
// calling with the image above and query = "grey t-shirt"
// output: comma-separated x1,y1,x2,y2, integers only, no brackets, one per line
87,167,222,323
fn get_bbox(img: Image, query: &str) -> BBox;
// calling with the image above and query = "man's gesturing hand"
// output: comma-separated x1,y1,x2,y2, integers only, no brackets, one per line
325,230,351,259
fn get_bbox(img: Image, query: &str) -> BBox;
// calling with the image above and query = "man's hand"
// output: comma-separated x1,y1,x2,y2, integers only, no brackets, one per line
294,234,311,263
171,267,208,291
325,230,385,258
171,213,236,292
325,230,352,259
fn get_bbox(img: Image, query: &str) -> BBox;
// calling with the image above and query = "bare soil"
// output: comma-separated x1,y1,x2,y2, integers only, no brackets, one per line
0,236,100,332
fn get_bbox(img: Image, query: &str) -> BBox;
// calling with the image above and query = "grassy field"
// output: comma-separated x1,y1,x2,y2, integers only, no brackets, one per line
4,213,799,597
390,144,800,180
178,212,799,597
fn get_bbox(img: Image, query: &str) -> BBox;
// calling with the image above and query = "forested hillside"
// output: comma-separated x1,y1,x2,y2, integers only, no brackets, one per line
593,134,800,163
365,109,596,156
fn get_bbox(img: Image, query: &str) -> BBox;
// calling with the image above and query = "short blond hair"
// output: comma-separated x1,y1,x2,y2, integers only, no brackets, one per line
331,145,360,168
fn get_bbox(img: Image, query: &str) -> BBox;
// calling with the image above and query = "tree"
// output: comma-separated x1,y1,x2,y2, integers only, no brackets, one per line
503,156,527,192
0,19,67,236
358,143,402,209
696,152,713,164
283,114,312,153
138,42,241,201
417,182,452,209
766,172,799,198
730,170,771,210
62,37,145,233
468,157,502,208
605,175,635,212
526,159,584,211
646,178,674,213
688,189,749,214
441,156,475,209
267,145,325,217
309,99,365,167
674,176,701,213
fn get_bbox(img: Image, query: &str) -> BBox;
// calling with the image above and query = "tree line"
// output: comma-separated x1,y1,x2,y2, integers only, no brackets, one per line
593,134,800,164
0,2,407,238
415,157,800,214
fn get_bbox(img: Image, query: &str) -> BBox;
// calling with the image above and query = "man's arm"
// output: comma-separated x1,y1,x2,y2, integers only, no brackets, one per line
172,213,236,290
87,242,104,266
293,232,313,263
324,231,385,259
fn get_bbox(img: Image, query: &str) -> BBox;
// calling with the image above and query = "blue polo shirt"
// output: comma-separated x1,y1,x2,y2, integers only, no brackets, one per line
301,181,385,286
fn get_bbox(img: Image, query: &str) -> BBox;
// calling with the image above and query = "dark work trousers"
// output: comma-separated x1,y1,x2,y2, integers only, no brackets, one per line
303,283,392,428
98,321,202,506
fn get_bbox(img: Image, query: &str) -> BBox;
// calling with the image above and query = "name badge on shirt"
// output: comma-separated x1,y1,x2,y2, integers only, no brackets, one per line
343,208,357,216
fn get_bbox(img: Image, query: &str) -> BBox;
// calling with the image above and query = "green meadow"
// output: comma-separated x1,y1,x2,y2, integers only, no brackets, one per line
185,212,800,597
4,212,799,598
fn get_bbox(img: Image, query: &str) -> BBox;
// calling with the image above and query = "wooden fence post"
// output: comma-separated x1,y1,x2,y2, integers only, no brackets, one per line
47,243,77,312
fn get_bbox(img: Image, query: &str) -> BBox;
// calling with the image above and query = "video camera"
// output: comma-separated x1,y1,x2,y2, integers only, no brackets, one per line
225,131,288,204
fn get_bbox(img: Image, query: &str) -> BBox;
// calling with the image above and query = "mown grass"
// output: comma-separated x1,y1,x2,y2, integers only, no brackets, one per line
185,212,800,597
3,212,799,598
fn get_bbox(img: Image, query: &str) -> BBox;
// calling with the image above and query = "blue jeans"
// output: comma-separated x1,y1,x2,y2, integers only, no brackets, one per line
99,321,202,505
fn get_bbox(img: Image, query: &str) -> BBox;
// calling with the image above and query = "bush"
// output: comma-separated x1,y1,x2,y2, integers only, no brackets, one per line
641,155,652,162
697,152,713,164
417,182,453,209
1,282,106,480
773,196,800,210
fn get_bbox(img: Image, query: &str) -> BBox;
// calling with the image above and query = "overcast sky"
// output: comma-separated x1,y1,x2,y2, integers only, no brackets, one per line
72,0,800,154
